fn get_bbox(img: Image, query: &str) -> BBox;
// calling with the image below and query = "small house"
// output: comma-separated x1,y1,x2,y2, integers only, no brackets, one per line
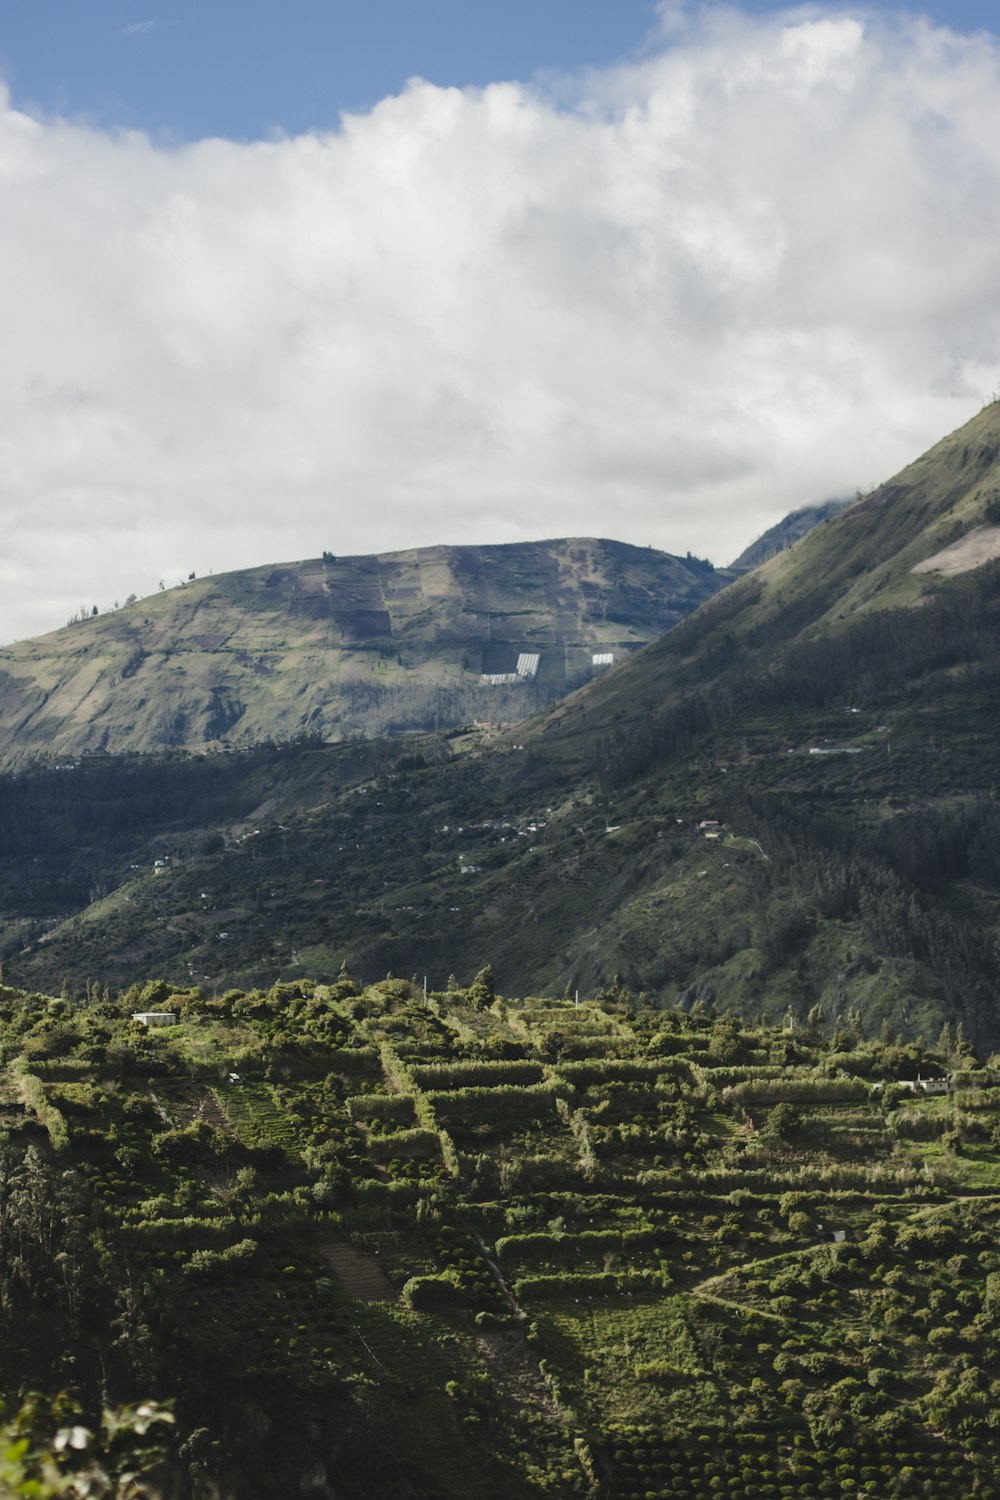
888,1074,952,1095
916,1076,950,1095
132,1011,178,1027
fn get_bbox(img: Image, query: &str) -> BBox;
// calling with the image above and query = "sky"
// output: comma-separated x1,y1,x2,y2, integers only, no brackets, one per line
3,2,1000,642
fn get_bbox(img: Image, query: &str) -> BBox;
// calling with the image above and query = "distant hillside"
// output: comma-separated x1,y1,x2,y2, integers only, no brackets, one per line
729,497,853,570
0,539,734,768
532,401,1000,755
7,406,1000,1045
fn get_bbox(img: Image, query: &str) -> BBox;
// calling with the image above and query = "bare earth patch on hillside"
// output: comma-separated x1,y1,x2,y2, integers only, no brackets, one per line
912,525,1000,576
319,1241,399,1302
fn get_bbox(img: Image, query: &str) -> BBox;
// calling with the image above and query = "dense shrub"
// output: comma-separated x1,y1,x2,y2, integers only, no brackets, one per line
401,1274,465,1311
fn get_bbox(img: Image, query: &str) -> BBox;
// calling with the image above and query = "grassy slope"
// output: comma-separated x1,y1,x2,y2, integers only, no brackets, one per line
530,400,1000,757
728,496,852,571
0,538,732,767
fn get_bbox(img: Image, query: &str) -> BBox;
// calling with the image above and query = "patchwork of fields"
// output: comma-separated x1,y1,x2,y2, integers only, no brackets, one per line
3,976,1000,1497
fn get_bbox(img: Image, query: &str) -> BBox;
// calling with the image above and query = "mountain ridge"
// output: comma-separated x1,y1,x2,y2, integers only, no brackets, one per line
522,400,1000,758
728,496,852,570
0,537,734,768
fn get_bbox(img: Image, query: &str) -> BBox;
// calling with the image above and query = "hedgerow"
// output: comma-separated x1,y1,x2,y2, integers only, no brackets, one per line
12,1063,70,1152
723,1078,869,1105
513,1270,667,1299
410,1059,544,1089
427,1081,561,1124
495,1228,667,1264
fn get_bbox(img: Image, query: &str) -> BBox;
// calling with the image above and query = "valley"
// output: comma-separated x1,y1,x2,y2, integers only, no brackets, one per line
3,405,1000,1498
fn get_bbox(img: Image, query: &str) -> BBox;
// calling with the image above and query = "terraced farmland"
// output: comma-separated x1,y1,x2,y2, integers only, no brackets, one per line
3,975,1000,1497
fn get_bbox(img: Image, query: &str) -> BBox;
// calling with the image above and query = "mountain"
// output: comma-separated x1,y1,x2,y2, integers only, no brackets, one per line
0,538,734,769
528,399,1000,753
6,414,1000,1500
729,497,853,570
5,403,1000,1043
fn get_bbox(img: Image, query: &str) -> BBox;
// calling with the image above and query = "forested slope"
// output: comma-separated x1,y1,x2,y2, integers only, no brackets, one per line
5,407,1000,1043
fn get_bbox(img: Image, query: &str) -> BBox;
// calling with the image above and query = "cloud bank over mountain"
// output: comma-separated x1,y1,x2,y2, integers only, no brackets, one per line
2,7,1000,640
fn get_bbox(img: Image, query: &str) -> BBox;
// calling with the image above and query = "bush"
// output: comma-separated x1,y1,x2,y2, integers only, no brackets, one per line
401,1274,465,1311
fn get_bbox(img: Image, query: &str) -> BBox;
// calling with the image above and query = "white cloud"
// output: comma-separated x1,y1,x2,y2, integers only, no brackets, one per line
2,7,1000,641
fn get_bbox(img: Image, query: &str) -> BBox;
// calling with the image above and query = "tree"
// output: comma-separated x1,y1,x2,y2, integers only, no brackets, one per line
806,1003,826,1036
708,1015,743,1063
768,1103,803,1141
468,965,496,1009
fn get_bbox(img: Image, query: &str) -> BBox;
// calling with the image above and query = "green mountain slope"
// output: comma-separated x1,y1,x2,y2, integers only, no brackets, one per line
729,497,852,570
0,538,732,768
530,399,1000,757
5,405,1000,1044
